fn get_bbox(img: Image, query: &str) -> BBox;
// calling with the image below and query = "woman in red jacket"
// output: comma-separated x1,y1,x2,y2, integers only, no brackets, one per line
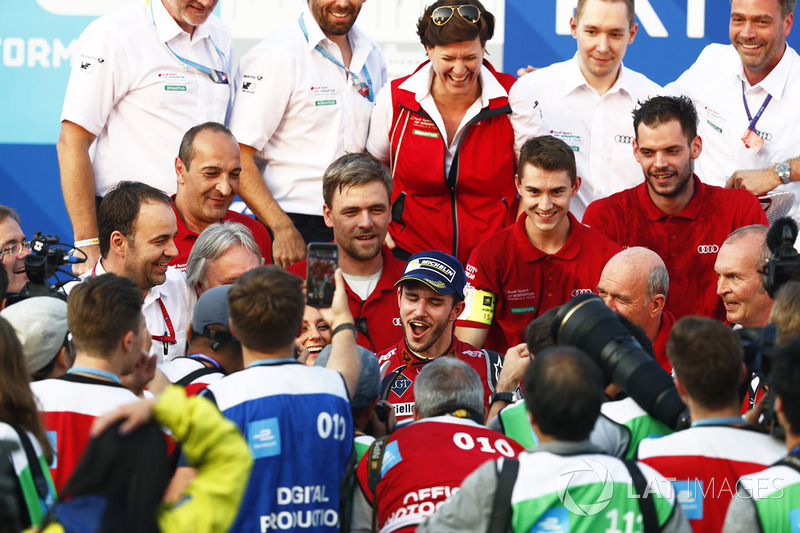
367,0,537,266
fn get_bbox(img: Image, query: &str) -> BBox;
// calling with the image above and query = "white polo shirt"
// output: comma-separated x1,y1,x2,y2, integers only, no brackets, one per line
60,0,233,197
666,43,800,221
228,8,387,217
509,55,661,220
367,62,534,175
72,260,192,363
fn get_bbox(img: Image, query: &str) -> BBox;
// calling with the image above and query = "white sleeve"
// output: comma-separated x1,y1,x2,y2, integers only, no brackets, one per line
60,19,129,135
228,44,295,152
508,77,547,162
366,83,393,164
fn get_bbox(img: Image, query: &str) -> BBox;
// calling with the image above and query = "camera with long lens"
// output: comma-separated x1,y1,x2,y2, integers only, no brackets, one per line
5,232,83,305
551,293,687,430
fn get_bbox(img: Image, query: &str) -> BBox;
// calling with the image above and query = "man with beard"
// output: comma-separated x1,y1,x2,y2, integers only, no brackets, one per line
378,251,502,423
584,95,767,320
289,153,405,353
667,0,800,225
71,181,192,362
229,0,387,267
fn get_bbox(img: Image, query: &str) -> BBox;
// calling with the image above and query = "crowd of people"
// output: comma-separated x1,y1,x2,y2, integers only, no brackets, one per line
1,0,800,531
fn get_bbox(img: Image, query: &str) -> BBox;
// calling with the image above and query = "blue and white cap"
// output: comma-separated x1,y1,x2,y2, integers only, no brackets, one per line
395,251,466,299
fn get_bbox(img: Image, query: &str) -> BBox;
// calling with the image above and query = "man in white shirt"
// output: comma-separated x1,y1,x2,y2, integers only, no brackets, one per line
230,0,387,267
509,0,660,220
668,0,800,222
74,181,191,363
57,0,233,275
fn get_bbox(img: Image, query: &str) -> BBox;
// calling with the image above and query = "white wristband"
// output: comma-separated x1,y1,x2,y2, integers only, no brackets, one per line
74,238,100,248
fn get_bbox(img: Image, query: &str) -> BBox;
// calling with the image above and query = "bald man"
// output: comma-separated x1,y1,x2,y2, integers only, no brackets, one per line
715,225,773,328
597,247,674,372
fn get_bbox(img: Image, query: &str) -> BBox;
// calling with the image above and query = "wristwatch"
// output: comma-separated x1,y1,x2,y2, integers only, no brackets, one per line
776,162,791,185
490,392,515,405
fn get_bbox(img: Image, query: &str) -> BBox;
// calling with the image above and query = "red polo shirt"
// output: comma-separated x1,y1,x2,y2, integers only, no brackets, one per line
583,176,767,321
169,202,272,271
457,213,621,354
288,246,405,353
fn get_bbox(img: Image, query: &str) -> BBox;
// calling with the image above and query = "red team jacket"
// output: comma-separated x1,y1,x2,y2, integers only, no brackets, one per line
386,60,518,266
355,416,524,533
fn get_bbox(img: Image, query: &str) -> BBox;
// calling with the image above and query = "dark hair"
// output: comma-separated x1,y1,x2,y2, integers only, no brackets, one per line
524,307,559,355
98,181,171,258
178,122,234,170
666,316,744,410
519,136,577,184
0,316,54,462
68,273,143,357
524,346,604,441
731,0,797,18
322,153,392,208
576,0,635,28
772,335,800,434
417,0,495,48
632,95,698,143
228,266,305,352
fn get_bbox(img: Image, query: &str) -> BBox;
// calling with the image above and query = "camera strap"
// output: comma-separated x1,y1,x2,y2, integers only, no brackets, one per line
486,457,519,533
11,424,51,500
365,436,389,533
624,460,661,533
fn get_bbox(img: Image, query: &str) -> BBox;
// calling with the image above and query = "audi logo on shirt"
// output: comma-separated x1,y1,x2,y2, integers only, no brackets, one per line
697,245,720,254
614,135,634,144
392,318,402,326
571,289,594,297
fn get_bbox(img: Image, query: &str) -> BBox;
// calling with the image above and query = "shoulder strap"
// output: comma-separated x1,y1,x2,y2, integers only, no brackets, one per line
776,453,800,475
487,458,519,533
365,436,388,533
175,366,220,387
624,460,660,533
10,424,50,499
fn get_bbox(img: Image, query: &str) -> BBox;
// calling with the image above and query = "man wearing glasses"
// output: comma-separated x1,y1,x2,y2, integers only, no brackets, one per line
229,0,387,267
0,206,31,294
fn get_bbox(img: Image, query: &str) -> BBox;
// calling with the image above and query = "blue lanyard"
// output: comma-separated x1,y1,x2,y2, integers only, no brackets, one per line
148,0,230,86
298,15,374,102
67,366,121,384
248,358,298,369
741,80,772,132
187,353,223,371
690,416,746,428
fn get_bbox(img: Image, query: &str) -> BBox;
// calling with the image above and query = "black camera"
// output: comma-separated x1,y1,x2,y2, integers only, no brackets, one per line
551,293,687,430
763,217,800,298
5,232,83,305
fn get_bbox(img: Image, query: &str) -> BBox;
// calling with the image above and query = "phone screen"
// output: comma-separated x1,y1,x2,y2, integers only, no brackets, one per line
306,243,339,307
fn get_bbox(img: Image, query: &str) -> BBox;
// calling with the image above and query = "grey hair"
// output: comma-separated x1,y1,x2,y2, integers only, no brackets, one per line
414,357,484,419
185,221,262,293
724,225,771,271
646,263,669,301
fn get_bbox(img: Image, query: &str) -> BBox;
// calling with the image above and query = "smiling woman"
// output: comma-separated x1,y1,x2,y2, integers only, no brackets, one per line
366,0,538,266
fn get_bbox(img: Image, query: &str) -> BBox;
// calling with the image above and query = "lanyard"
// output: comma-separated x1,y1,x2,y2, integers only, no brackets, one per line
187,353,223,371
690,416,746,428
248,358,298,368
298,15,374,102
147,0,230,86
151,298,176,356
741,80,772,133
67,366,122,384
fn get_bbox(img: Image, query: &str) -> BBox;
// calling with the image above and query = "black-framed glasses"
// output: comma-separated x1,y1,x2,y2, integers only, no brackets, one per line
431,5,482,26
0,240,30,259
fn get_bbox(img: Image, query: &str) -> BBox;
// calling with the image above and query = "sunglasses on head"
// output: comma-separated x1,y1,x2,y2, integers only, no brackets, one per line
431,4,482,26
